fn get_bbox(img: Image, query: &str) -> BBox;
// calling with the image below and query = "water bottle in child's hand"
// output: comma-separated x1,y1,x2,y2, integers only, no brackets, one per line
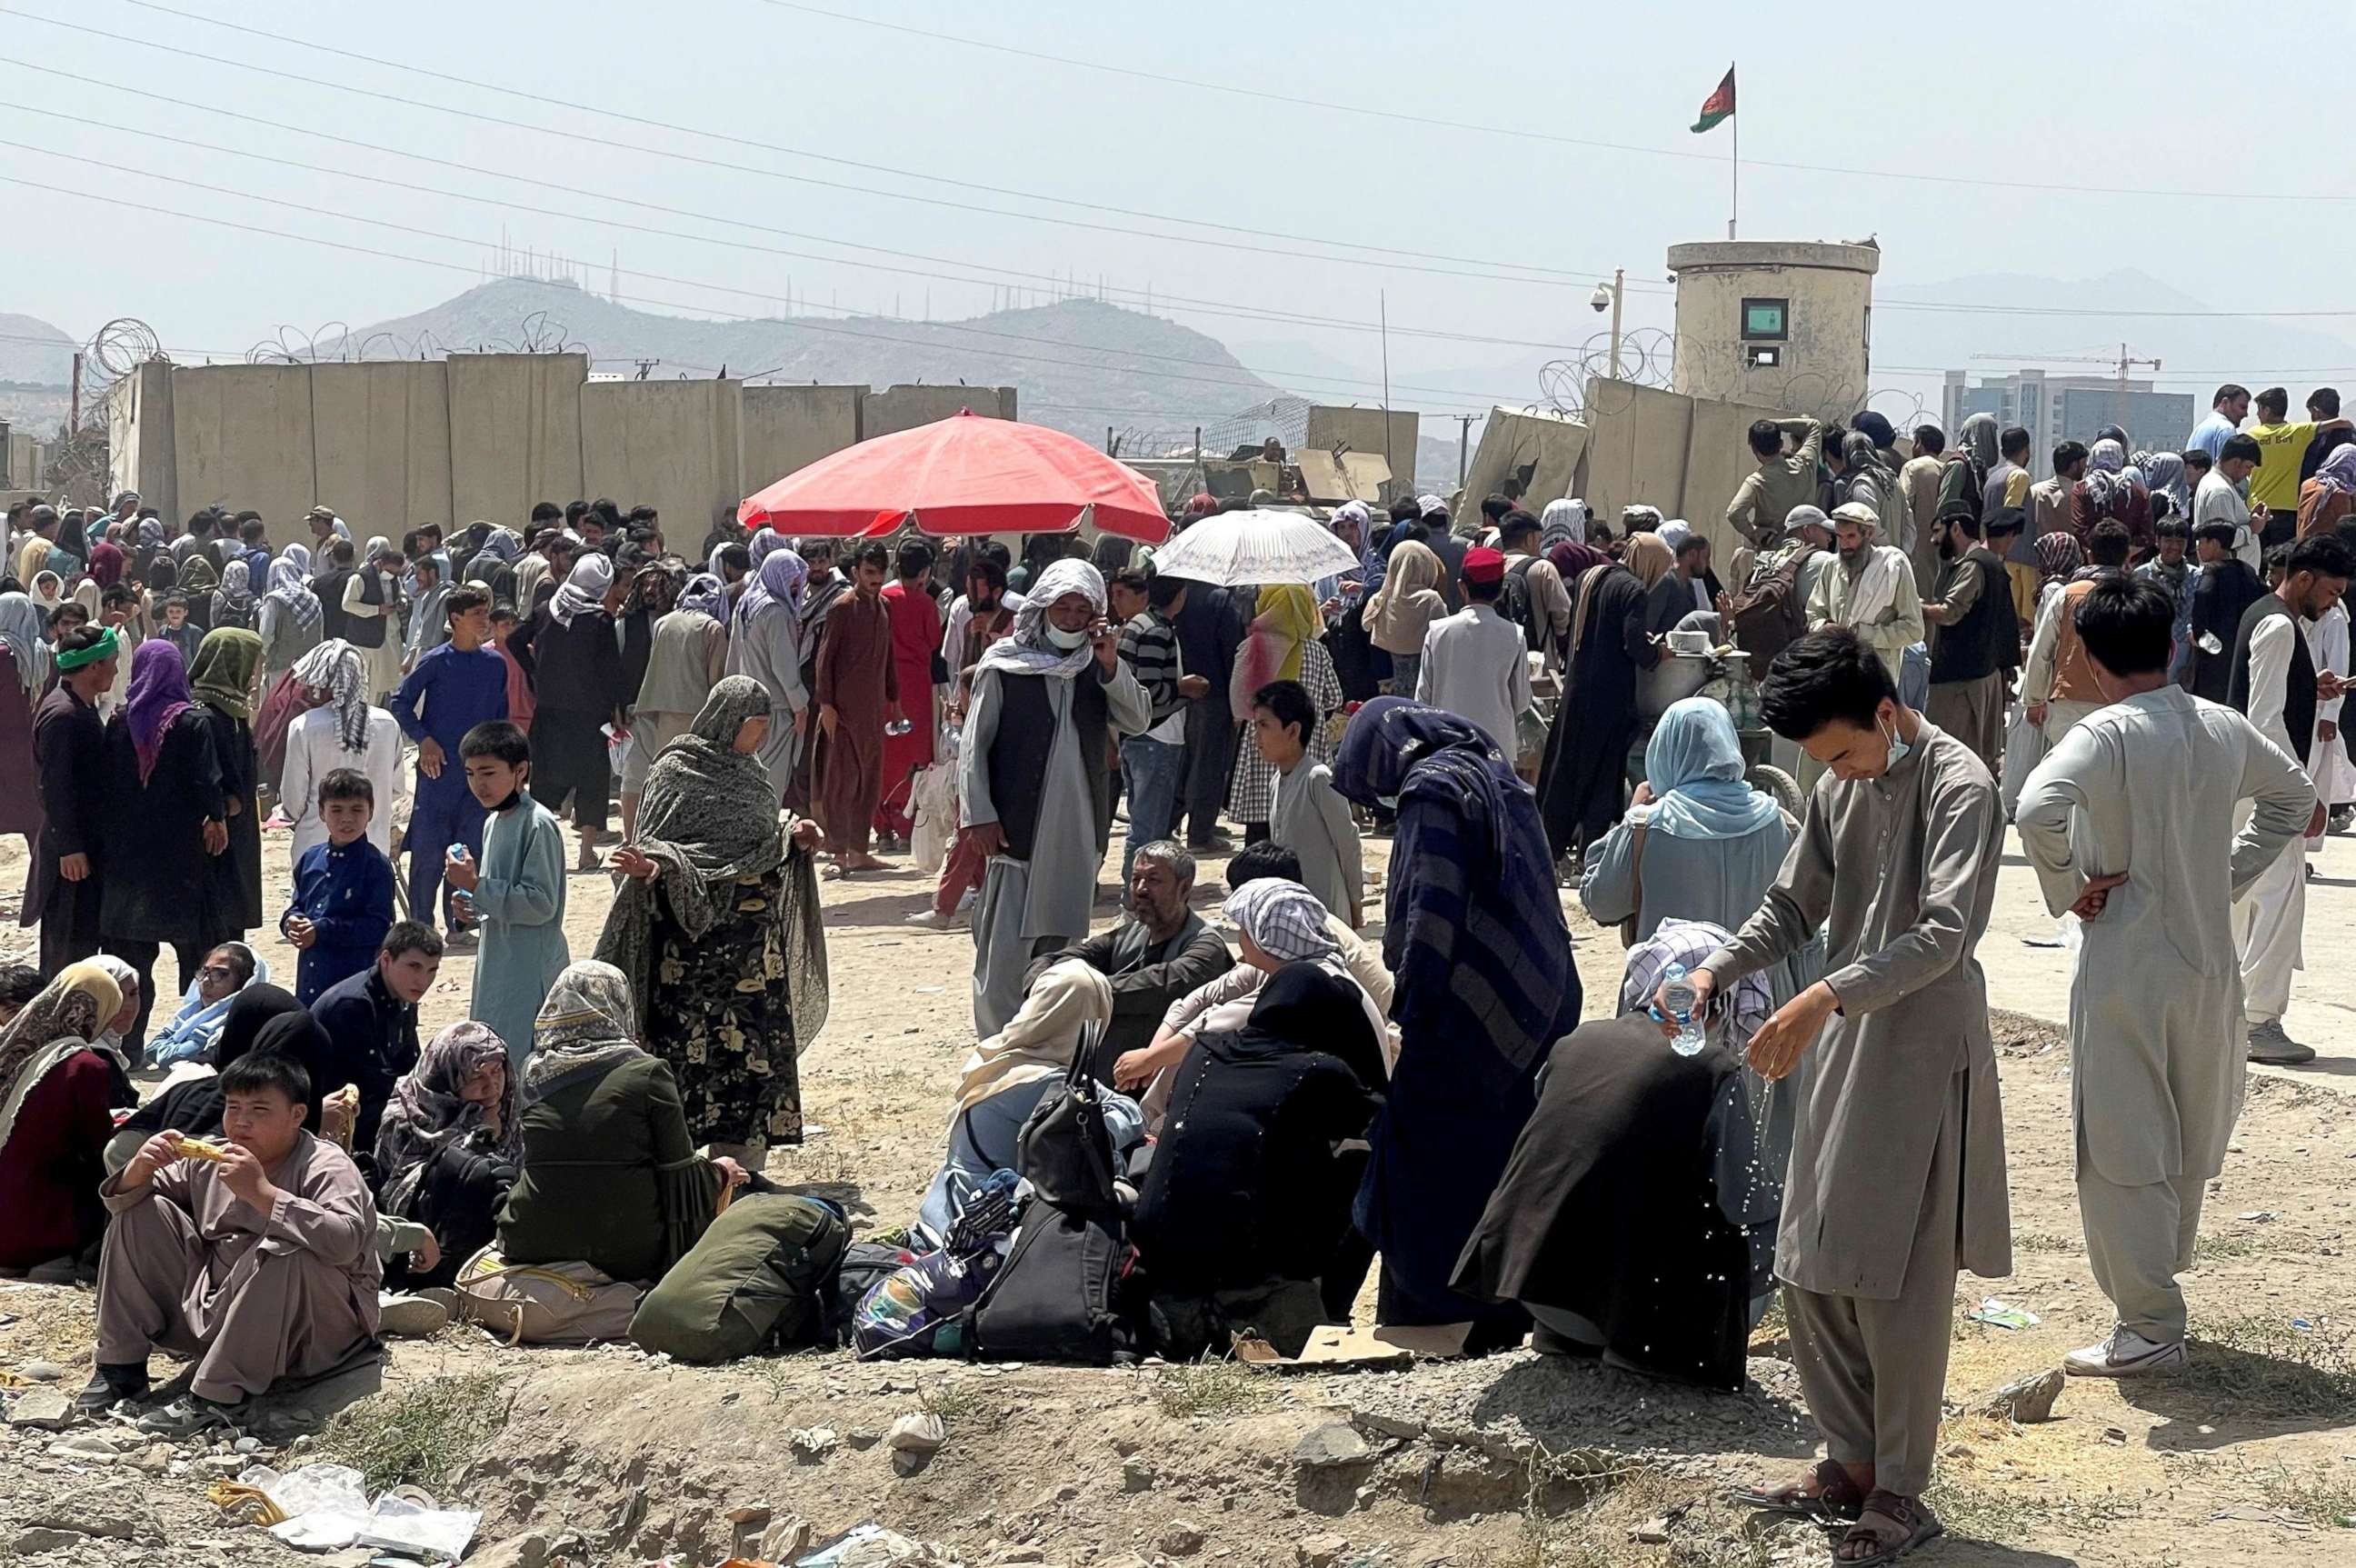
446,844,470,866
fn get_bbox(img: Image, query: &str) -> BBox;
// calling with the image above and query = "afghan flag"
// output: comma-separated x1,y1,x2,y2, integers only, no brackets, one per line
1692,65,1735,134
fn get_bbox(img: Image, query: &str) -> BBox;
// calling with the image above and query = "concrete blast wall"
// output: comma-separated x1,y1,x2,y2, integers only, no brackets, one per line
742,385,865,493
113,361,1028,539
172,364,317,529
1459,408,1588,518
582,379,742,542
1581,379,1797,560
447,355,586,527
309,362,452,535
859,385,1015,439
1303,407,1419,492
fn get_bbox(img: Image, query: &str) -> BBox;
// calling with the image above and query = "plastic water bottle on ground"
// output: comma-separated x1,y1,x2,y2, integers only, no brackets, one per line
1661,962,1705,1056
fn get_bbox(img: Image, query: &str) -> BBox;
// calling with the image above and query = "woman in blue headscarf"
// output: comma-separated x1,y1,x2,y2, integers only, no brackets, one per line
1580,696,1815,1008
1331,697,1582,1350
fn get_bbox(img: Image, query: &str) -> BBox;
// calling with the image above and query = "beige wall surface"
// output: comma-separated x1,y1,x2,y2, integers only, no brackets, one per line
1303,407,1420,493
1579,379,1801,560
582,378,744,545
742,385,865,493
446,354,587,529
1458,407,1588,518
310,362,453,535
171,364,316,530
859,385,1014,439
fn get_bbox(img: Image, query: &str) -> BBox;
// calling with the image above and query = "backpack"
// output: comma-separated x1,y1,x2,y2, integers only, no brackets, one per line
627,1193,850,1364
1724,549,1812,681
1499,556,1547,652
968,1027,1143,1363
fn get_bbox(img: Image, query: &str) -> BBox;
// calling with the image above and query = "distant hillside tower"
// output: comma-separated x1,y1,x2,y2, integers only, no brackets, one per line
1665,240,1881,421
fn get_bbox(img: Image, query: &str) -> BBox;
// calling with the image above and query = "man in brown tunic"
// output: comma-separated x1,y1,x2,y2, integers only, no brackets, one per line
79,1052,381,1435
1667,626,2011,1567
814,541,903,874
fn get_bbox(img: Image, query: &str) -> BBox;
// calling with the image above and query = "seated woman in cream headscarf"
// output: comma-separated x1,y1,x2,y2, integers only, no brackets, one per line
0,964,127,1274
916,960,1144,1246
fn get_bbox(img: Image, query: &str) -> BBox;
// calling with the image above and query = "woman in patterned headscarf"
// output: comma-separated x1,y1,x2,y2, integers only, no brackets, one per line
0,964,127,1269
597,676,829,1164
724,546,814,805
374,1020,521,1287
257,554,323,680
209,558,257,633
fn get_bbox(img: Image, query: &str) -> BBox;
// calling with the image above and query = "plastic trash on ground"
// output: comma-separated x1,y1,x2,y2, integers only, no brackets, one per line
238,1462,480,1562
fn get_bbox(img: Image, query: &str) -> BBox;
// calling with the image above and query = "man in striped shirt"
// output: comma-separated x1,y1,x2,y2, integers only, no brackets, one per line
1116,573,1205,883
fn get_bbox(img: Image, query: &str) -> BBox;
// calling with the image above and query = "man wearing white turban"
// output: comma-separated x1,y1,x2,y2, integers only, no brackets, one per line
958,559,1153,1035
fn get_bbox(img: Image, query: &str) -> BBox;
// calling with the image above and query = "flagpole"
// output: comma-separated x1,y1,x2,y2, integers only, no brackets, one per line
1728,63,1739,240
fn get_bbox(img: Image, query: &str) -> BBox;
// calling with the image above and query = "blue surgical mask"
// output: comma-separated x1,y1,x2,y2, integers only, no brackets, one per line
1880,714,1911,769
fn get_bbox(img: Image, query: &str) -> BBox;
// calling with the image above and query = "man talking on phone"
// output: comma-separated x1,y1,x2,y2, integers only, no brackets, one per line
957,557,1151,1036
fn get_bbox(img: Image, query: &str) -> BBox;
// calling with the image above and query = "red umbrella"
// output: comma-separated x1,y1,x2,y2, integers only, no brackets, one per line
737,410,1171,544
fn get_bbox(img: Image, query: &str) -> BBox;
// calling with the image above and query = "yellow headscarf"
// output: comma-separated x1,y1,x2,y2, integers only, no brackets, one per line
1252,584,1323,684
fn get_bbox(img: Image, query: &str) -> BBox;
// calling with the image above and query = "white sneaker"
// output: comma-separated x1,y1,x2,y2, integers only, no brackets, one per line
903,908,962,929
377,1293,451,1339
2064,1325,2186,1378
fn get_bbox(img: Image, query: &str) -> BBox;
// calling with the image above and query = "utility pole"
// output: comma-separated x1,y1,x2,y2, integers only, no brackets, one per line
1610,268,1626,381
2116,341,2161,436
69,352,82,433
1379,290,1394,480
1458,414,1472,486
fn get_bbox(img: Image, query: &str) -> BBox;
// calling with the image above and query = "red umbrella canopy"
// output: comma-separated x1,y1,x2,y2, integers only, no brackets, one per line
738,410,1171,543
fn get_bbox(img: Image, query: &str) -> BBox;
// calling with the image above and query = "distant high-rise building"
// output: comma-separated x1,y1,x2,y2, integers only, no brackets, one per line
1942,369,2192,474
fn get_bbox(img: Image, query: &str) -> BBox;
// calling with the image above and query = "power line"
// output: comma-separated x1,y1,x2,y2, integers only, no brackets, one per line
0,170,1522,416
2,78,1600,356
749,0,2356,209
9,4,1621,290
0,136,1546,406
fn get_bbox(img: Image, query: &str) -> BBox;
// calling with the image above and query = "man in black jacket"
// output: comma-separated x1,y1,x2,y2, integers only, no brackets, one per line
310,921,439,1162
1921,506,2020,770
1026,843,1233,1085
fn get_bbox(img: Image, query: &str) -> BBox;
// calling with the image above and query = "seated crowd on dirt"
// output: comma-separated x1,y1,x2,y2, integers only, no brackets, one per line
0,476,2332,1567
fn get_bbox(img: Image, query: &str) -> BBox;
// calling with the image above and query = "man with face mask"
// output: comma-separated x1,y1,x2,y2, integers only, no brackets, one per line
958,558,1151,1035
814,541,903,875
1661,626,2010,1567
2015,578,2312,1380
1920,505,2019,770
2226,532,2352,1064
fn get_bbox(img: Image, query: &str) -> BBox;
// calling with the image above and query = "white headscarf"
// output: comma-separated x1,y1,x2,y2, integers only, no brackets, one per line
550,553,614,628
1539,497,1588,548
975,557,1105,681
1223,878,1339,962
0,593,50,696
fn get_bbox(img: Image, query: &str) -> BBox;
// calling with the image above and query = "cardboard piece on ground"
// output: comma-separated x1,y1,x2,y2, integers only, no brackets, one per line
1233,1322,1472,1368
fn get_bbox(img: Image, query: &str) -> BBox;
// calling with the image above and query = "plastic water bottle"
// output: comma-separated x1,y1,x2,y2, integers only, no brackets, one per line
885,716,914,737
445,844,469,866
1661,962,1705,1056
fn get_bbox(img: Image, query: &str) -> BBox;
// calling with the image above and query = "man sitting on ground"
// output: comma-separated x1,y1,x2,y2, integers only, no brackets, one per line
1025,840,1232,1085
80,1052,380,1435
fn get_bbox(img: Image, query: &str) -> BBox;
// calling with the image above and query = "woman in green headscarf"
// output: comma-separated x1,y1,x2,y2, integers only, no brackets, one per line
188,627,266,939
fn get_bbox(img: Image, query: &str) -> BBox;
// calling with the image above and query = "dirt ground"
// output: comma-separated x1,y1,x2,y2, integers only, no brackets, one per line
3,804,2356,1568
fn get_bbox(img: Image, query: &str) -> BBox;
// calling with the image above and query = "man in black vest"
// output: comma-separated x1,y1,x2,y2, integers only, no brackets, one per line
958,558,1153,1036
2228,532,2351,1064
1921,505,2021,770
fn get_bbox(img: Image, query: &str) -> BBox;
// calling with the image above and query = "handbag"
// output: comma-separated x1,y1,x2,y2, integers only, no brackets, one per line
452,1245,644,1346
1012,1022,1119,1215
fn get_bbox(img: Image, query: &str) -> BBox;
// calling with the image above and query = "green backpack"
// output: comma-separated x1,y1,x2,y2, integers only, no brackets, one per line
629,1193,850,1363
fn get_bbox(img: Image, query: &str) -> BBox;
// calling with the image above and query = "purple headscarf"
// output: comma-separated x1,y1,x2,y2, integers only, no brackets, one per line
124,638,195,784
735,545,809,627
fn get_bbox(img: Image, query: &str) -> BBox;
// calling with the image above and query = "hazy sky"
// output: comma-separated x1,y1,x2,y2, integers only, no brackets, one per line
7,0,2355,423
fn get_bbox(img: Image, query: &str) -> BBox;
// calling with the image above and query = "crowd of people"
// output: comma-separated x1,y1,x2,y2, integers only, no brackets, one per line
0,388,2342,1565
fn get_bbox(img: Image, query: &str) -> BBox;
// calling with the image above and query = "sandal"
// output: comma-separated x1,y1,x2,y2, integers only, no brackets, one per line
1836,1491,1942,1566
1731,1459,1865,1523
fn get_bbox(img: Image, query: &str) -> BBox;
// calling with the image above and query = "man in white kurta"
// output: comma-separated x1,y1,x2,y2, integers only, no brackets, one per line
960,560,1150,1036
2230,538,2349,1064
2016,576,2313,1377
1414,546,1532,756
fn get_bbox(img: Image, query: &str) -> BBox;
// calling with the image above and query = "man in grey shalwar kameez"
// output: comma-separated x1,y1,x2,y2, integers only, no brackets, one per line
1671,627,2009,1565
2015,578,2312,1378
961,559,1150,1036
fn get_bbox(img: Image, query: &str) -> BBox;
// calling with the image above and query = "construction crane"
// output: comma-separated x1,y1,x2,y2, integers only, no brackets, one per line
1969,345,2162,444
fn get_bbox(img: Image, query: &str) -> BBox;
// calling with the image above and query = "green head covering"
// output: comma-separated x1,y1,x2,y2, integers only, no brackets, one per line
54,625,121,671
188,627,265,721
